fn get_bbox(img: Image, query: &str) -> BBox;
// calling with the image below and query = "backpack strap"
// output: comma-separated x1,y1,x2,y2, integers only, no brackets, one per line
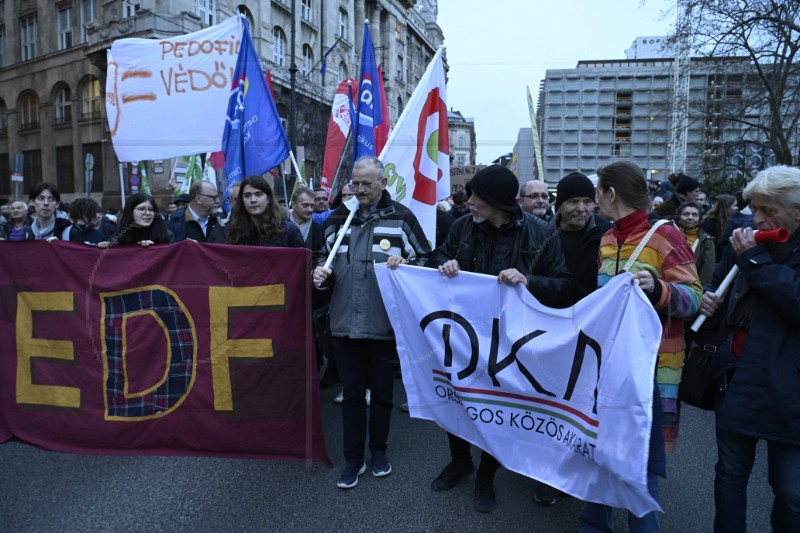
621,218,670,272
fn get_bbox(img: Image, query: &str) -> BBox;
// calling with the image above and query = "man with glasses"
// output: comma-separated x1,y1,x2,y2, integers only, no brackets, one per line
167,180,226,243
312,156,431,490
313,187,330,213
518,180,553,221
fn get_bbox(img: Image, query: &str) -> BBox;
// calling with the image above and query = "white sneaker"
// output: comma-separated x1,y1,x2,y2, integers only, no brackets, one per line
334,388,371,405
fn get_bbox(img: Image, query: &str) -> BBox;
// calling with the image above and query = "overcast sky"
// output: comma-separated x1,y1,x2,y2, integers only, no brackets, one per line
437,0,676,164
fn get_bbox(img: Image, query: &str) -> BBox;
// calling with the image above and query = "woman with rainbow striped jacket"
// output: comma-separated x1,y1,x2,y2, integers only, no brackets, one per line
583,160,702,532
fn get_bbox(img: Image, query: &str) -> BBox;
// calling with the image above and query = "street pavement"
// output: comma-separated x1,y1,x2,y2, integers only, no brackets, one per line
0,379,772,532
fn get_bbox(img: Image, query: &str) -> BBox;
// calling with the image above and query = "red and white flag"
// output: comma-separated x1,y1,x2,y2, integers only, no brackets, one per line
320,78,357,195
380,47,449,246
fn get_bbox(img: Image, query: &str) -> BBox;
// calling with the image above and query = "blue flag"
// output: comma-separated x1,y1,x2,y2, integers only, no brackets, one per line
319,38,340,76
221,19,290,212
352,21,383,163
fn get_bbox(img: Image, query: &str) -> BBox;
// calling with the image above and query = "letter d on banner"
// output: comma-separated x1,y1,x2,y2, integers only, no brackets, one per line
101,287,197,421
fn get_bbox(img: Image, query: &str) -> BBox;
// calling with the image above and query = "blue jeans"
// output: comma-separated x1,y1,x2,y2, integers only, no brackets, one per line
579,472,661,532
714,427,800,532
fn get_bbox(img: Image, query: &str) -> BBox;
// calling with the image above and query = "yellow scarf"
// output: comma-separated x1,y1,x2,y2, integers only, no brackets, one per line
683,226,699,246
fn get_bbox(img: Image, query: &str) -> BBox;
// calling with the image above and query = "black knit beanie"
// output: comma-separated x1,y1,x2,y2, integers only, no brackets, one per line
676,175,700,195
465,165,519,213
556,172,595,209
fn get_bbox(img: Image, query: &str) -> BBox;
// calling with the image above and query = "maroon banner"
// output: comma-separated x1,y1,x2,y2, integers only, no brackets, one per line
0,241,328,462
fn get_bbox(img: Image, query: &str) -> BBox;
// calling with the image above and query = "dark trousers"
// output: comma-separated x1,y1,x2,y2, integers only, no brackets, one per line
714,427,800,532
446,432,501,479
331,336,395,465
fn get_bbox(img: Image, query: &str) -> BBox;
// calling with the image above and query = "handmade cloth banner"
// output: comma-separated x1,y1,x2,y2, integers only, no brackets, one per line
106,16,241,161
380,47,449,247
375,265,663,517
0,241,327,462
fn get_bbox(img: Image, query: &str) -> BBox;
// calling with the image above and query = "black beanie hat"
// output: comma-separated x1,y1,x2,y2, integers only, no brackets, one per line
465,165,519,213
676,175,700,195
556,172,595,209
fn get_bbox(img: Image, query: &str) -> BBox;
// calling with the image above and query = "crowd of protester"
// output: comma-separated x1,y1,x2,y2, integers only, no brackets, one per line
2,157,798,532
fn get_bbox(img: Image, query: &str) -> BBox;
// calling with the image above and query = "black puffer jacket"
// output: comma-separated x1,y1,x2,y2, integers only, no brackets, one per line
429,206,575,308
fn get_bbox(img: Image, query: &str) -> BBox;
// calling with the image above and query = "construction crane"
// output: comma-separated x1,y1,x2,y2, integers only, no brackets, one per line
670,0,691,174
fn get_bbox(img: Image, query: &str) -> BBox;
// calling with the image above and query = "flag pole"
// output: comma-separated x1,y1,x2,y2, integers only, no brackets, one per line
328,130,353,201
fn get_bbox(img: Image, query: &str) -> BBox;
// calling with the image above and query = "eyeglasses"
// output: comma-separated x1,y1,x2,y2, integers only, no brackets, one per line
196,193,218,200
519,193,550,200
135,206,155,213
350,181,379,192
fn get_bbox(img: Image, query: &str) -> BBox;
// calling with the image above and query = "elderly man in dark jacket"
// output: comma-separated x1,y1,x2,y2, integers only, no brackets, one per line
427,165,574,513
312,156,432,491
698,165,800,533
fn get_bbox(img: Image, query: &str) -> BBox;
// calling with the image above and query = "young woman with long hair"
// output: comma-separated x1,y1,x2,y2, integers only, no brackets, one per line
108,193,172,247
226,175,304,247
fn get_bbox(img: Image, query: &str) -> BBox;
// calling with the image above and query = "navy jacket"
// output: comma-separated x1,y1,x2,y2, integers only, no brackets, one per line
713,242,800,446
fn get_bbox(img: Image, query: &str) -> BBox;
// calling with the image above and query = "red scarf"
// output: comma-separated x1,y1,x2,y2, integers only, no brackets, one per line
612,209,649,244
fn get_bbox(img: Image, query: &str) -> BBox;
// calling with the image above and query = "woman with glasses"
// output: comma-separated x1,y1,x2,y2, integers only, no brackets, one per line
226,175,304,248
105,193,173,247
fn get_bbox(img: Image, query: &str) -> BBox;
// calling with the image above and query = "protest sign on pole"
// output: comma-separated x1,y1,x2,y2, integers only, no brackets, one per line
106,17,241,162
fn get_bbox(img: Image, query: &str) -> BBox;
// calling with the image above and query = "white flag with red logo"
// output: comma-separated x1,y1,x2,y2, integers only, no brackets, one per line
320,78,357,195
380,47,449,247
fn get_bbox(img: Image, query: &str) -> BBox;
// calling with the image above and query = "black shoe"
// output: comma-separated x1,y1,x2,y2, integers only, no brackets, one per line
473,477,496,513
430,460,475,492
533,481,557,506
320,367,339,388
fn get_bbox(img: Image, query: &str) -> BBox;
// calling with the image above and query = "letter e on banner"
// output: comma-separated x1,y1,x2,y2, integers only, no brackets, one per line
16,292,81,409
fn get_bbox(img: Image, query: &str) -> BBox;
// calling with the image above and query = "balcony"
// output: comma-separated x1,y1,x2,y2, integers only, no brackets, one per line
19,121,40,132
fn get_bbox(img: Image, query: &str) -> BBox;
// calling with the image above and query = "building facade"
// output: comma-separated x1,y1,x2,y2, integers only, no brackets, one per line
534,36,790,185
447,108,475,167
0,0,443,207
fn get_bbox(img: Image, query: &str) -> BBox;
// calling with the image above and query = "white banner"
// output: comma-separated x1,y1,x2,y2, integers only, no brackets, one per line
380,47,449,247
106,17,242,162
375,265,663,517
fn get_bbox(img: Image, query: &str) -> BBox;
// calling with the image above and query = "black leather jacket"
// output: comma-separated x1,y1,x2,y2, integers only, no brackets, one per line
429,206,575,308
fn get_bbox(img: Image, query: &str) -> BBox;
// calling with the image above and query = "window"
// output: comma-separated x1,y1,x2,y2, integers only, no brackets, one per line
196,0,216,26
20,15,37,61
337,61,347,83
19,92,39,130
273,27,286,66
0,99,7,134
457,135,465,148
123,1,137,18
55,86,72,125
56,145,75,192
81,77,101,120
80,0,97,43
301,0,312,22
0,26,4,68
58,6,73,50
338,8,347,39
302,44,314,79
